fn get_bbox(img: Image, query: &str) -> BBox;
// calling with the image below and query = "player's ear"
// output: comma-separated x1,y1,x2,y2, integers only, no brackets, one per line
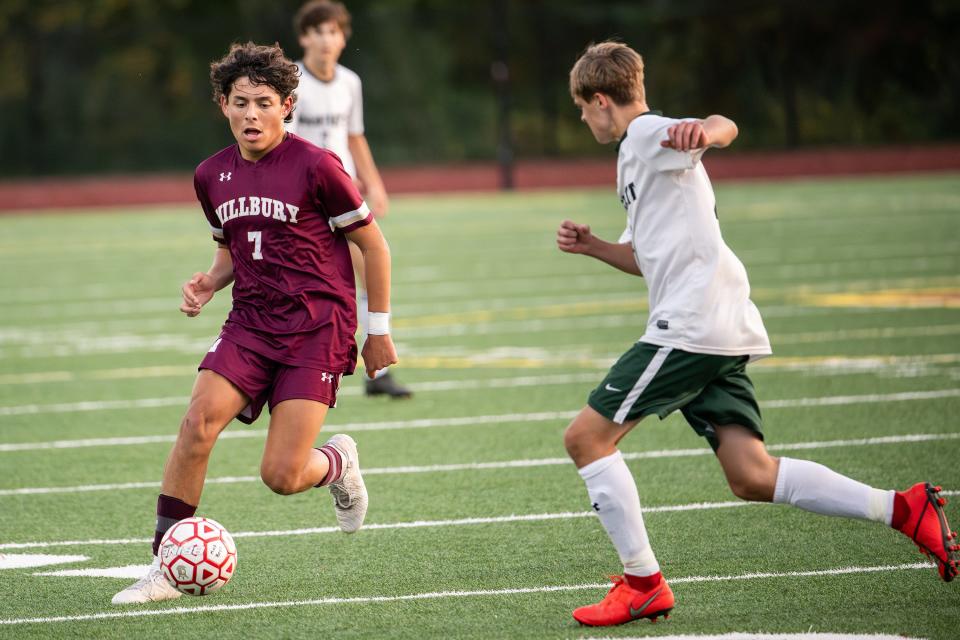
281,95,293,118
219,94,230,118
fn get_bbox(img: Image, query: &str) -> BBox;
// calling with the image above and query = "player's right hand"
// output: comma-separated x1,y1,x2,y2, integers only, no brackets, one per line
557,219,593,255
180,272,215,317
361,334,399,378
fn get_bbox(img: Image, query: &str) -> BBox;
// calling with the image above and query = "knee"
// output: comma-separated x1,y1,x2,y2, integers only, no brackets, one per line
727,468,776,502
563,421,590,460
177,409,221,456
260,463,301,496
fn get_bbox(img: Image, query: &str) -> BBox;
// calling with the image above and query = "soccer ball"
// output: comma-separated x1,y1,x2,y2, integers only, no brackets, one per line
158,516,237,596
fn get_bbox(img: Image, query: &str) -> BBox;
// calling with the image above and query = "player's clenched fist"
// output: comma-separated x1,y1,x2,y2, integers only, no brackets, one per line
661,119,709,151
361,334,399,379
557,219,594,255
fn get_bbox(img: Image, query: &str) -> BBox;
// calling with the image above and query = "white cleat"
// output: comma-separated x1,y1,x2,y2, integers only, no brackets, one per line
111,556,182,605
325,434,368,533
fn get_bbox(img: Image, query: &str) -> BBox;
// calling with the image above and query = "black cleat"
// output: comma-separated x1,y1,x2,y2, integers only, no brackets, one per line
365,372,413,399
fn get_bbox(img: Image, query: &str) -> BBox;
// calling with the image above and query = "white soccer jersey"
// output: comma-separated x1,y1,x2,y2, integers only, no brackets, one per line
617,112,771,358
287,62,364,178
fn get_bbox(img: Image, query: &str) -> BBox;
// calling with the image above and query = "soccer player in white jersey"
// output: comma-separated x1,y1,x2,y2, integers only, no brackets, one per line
288,0,411,398
557,41,957,627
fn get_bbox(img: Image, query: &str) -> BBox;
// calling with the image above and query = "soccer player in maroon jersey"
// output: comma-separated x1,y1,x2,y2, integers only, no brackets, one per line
113,42,397,605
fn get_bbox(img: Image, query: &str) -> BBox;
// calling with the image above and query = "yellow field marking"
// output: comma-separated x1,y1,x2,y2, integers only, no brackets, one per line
394,355,607,370
369,351,960,372
393,299,647,329
800,287,960,309
0,371,74,384
0,366,193,385
86,366,194,380
752,352,960,369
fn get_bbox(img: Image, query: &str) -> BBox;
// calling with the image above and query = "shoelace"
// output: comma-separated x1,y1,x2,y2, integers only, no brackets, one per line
127,567,165,591
329,480,353,509
605,575,627,598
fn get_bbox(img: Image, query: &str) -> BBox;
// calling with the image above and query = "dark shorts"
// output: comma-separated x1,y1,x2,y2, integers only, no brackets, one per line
200,336,342,425
587,342,763,451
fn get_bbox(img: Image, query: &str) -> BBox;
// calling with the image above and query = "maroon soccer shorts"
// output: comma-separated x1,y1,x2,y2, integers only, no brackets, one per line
199,336,342,424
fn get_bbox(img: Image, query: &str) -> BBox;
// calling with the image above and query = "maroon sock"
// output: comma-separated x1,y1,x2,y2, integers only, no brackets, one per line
624,571,662,591
152,494,197,556
890,491,909,530
314,444,345,487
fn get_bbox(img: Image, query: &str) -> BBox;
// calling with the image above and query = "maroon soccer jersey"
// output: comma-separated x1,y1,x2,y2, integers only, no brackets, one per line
193,133,371,373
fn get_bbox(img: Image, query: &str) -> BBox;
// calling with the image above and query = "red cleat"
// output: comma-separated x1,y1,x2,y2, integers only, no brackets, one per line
895,482,958,582
573,575,674,626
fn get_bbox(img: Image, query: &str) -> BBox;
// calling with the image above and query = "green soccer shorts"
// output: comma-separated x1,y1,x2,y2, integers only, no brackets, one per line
587,341,764,450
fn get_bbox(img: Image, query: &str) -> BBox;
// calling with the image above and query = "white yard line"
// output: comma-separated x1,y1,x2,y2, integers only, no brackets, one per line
0,554,88,570
5,487,958,552
4,320,960,362
1,389,958,453
2,363,959,417
0,562,932,626
1,432,957,497
0,502,752,550
2,350,959,390
594,634,923,640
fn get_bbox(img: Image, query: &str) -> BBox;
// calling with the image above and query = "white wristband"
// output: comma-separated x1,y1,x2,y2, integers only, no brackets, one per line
367,311,391,336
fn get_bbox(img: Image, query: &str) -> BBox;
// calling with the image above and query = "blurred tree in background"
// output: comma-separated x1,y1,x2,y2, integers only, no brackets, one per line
0,0,956,176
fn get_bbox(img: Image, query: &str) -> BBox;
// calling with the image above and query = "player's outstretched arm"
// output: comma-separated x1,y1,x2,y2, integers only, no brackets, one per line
180,246,235,317
557,219,642,276
348,135,389,217
661,115,738,151
346,220,399,377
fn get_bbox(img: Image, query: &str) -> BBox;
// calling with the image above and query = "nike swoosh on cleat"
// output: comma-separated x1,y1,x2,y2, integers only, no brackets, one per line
604,384,622,392
628,587,662,619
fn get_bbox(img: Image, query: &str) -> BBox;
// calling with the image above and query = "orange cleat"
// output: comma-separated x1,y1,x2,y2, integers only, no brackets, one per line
895,482,958,582
573,575,674,626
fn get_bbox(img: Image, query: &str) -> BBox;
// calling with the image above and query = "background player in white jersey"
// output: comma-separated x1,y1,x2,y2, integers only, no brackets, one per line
289,0,411,398
556,41,957,627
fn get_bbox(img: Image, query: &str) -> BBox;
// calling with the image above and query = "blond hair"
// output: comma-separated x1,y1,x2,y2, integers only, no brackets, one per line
569,41,645,105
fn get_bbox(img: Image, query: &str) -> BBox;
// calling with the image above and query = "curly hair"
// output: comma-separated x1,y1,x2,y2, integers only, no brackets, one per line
210,42,300,123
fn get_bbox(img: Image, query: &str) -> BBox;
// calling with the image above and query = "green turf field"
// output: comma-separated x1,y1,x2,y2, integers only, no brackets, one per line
1,173,959,639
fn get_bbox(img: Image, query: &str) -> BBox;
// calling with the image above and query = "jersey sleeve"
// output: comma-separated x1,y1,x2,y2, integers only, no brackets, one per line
193,171,224,243
347,74,364,135
314,152,372,233
636,117,708,173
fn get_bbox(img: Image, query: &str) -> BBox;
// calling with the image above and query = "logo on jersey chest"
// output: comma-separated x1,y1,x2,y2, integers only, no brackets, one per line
219,172,231,182
215,196,301,226
620,182,638,210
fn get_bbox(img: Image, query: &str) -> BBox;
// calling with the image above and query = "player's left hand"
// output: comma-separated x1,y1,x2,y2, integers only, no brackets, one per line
661,120,709,151
179,272,216,317
361,334,398,378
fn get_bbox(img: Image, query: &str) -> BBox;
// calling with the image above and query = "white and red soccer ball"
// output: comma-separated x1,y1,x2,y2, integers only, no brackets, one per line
158,516,237,596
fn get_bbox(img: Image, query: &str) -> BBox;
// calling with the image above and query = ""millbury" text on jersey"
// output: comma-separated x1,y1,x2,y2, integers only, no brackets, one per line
215,197,301,225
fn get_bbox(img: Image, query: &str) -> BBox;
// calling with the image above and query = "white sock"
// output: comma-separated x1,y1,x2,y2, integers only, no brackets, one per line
358,290,388,379
579,450,660,576
773,457,894,524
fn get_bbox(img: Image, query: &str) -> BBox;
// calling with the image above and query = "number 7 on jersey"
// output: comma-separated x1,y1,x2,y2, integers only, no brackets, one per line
247,231,263,260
